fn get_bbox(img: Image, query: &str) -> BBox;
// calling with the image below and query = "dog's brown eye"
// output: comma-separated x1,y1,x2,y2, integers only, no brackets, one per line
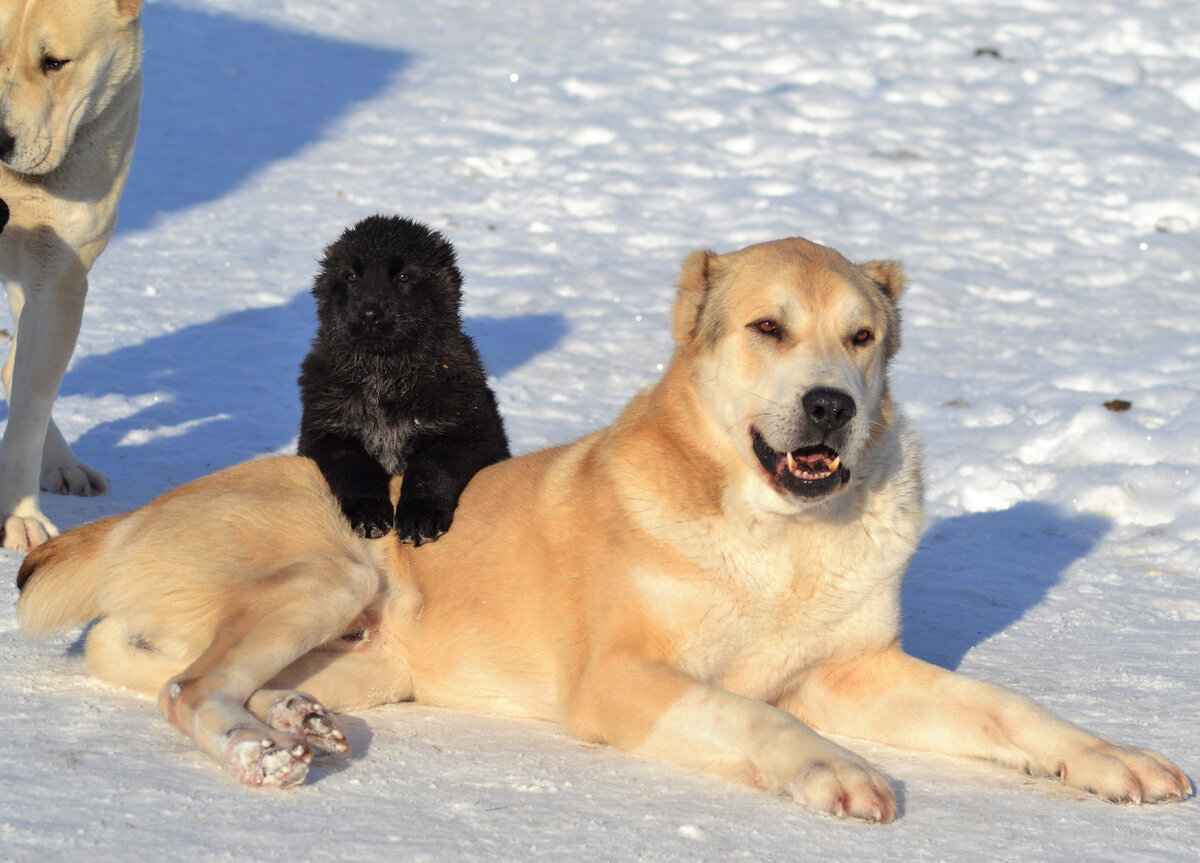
345,271,359,283
753,320,780,337
852,328,874,346
41,56,68,73
397,272,409,282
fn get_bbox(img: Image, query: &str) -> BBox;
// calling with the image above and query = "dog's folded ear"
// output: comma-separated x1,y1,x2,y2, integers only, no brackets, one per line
672,249,721,344
860,259,907,303
117,0,144,21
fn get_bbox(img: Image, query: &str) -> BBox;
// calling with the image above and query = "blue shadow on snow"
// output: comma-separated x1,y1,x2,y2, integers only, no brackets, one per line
901,501,1110,670
119,3,410,231
56,292,566,486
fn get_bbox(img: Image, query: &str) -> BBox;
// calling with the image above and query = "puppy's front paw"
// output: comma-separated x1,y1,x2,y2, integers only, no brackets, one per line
339,496,394,539
394,499,453,547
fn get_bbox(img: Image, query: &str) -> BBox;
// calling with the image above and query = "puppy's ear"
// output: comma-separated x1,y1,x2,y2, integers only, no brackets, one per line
672,249,721,344
860,259,907,303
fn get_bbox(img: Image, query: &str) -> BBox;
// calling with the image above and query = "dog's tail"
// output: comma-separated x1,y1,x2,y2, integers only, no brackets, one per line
16,515,125,636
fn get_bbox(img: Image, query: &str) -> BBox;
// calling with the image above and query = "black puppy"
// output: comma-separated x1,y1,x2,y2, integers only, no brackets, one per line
298,215,510,545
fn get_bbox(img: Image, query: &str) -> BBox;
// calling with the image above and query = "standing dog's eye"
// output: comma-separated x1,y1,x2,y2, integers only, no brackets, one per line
41,56,69,73
752,320,781,337
345,271,359,283
397,272,409,283
852,328,874,346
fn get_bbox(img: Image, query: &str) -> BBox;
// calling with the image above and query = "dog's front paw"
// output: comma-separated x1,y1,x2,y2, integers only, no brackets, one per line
339,496,394,539
1,513,57,552
394,499,453,547
1052,740,1192,804
781,752,896,823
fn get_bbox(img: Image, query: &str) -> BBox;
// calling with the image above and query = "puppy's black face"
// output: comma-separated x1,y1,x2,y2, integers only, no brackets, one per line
313,215,463,354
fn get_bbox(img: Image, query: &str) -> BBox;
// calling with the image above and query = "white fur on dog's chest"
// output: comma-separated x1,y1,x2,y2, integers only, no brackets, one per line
671,526,906,700
637,435,923,703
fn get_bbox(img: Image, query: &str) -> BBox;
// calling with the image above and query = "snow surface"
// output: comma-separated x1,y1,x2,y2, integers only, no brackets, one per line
2,0,1199,859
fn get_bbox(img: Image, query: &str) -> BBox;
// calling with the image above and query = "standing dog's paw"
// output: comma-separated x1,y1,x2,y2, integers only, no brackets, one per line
40,459,109,497
394,499,453,547
339,496,394,539
1,513,57,552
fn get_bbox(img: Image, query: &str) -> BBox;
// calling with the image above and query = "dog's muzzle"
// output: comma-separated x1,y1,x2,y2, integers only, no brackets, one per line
751,387,856,499
751,429,850,499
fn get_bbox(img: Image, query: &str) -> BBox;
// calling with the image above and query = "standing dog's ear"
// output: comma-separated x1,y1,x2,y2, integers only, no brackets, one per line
860,259,907,304
672,249,720,344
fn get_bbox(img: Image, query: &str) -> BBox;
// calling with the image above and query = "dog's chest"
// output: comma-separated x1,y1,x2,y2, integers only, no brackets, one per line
656,512,915,703
339,380,454,475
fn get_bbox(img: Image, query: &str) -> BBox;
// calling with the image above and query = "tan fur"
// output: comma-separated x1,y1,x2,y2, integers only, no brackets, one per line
0,0,143,550
17,237,1191,815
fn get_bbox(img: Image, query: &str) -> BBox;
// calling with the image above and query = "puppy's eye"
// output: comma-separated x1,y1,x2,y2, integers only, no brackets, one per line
397,272,409,283
852,328,874,346
41,56,69,73
751,319,781,338
344,271,359,283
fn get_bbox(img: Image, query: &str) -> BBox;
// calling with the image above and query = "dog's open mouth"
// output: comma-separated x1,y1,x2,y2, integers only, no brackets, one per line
751,428,850,499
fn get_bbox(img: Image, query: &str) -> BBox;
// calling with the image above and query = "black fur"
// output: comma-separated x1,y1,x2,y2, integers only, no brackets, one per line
297,215,510,545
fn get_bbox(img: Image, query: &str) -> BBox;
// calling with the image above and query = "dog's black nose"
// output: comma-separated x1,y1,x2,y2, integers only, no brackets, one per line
0,128,13,163
802,387,856,434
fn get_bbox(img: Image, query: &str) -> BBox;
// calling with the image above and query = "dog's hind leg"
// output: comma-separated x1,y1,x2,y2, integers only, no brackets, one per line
244,627,417,754
84,617,192,696
155,557,379,788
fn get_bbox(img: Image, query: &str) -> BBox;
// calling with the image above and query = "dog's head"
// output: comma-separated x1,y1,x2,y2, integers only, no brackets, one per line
312,215,464,354
0,0,142,175
671,236,905,511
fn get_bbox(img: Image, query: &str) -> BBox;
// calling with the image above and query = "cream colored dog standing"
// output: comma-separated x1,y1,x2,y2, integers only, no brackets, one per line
18,237,1191,820
0,0,143,551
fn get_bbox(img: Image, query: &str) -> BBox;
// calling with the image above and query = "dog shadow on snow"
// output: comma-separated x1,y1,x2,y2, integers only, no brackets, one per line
120,4,410,232
901,502,1111,670
54,292,566,491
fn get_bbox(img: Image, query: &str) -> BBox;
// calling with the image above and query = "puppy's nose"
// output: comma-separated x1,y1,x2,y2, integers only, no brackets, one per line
358,302,383,329
802,387,856,434
0,128,14,163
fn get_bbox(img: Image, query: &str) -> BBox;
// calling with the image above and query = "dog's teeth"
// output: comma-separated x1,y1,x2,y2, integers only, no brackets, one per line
786,452,798,473
829,455,841,472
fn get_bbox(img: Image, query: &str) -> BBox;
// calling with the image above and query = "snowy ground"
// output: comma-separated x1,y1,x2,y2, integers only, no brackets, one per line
3,0,1200,859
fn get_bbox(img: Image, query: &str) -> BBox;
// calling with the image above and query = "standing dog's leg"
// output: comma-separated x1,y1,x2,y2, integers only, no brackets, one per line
785,643,1192,804
0,261,105,551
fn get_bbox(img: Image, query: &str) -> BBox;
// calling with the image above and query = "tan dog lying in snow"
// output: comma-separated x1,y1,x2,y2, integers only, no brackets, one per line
18,236,1191,821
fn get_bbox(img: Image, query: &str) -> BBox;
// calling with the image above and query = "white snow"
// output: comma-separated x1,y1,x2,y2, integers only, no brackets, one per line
2,0,1199,859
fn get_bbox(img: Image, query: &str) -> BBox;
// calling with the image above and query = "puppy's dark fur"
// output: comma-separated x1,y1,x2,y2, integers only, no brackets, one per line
297,215,509,545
